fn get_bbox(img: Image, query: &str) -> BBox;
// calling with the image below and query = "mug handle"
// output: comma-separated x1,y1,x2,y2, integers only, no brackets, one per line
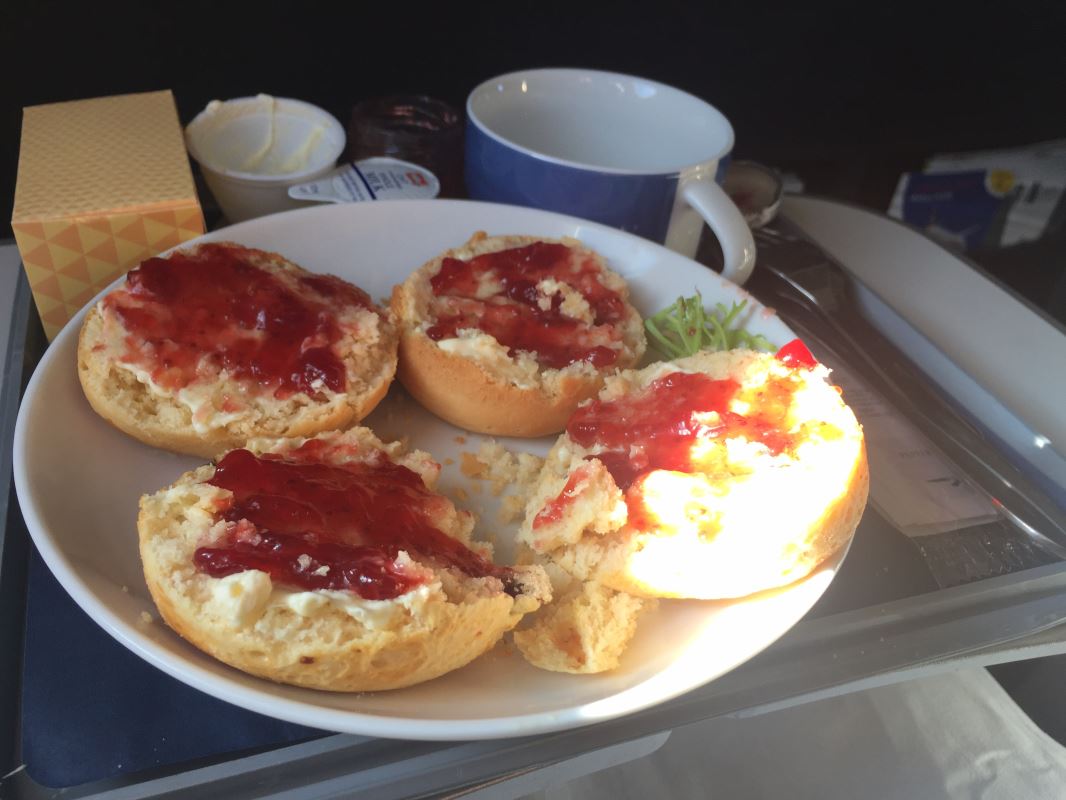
681,180,756,286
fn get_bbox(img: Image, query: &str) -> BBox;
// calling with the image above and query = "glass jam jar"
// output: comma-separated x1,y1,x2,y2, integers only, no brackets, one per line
346,95,463,197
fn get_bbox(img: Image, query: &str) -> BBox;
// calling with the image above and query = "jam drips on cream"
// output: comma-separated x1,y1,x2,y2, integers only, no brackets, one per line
425,242,627,369
105,244,373,399
194,444,514,600
551,340,821,530
541,339,819,530
567,340,815,492
566,368,801,522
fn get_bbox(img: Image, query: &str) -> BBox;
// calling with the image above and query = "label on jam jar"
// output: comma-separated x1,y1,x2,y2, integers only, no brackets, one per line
288,156,440,204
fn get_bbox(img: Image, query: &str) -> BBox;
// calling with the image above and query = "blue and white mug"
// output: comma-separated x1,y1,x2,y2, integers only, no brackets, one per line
465,68,756,285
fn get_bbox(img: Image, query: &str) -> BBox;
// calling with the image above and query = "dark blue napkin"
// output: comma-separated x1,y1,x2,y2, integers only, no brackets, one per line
21,548,324,788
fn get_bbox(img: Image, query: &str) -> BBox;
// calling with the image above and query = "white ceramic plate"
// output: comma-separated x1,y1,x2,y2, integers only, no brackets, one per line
14,199,844,740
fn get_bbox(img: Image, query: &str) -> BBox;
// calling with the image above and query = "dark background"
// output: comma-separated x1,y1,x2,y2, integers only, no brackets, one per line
2,0,1066,309
4,1,1065,206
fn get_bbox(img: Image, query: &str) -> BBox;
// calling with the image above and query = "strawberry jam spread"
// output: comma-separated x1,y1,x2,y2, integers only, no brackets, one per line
562,341,817,525
193,442,515,601
425,242,627,369
104,244,374,399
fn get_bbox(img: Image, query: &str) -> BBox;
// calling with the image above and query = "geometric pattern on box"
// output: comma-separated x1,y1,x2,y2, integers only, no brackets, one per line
12,91,206,341
12,207,204,340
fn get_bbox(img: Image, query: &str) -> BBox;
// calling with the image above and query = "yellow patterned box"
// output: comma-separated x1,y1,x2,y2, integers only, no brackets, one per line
12,90,205,339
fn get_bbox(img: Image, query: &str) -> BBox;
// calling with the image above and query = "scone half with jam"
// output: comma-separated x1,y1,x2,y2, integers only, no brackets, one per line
79,242,398,458
138,427,550,692
391,232,646,437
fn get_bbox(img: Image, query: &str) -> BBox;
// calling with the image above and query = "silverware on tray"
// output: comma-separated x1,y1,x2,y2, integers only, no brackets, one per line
745,220,1066,587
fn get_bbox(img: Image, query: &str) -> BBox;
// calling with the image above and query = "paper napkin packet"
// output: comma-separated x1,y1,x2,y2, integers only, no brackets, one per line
888,140,1066,252
11,90,205,340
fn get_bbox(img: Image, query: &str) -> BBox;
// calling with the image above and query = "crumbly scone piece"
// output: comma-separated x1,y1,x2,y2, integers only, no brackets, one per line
139,427,550,692
79,242,398,458
391,232,646,437
514,581,651,674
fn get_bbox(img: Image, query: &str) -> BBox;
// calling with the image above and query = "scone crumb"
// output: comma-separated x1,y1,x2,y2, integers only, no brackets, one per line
460,439,546,512
443,457,455,466
454,435,467,444
482,440,542,482
454,487,469,502
139,611,154,625
499,495,527,524
460,451,488,478
516,452,544,485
